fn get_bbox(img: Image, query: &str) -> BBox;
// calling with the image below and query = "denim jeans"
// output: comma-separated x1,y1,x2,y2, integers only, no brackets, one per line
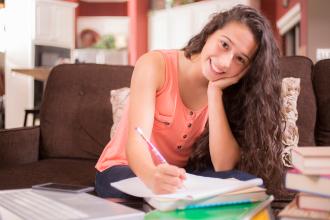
95,165,136,199
95,165,257,198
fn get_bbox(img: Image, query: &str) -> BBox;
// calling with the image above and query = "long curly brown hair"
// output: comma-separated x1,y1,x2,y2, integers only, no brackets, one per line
184,5,284,194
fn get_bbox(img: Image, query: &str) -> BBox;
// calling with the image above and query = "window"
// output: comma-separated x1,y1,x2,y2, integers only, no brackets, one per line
277,3,301,56
283,23,300,56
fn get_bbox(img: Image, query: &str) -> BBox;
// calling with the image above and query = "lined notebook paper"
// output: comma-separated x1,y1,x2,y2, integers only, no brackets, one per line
111,173,264,210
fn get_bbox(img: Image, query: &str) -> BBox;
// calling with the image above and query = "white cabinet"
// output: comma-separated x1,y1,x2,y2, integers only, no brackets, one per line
5,0,77,128
149,0,260,50
35,0,77,49
149,9,170,50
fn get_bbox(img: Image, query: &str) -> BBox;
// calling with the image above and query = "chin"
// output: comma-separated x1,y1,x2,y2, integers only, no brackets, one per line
206,69,225,81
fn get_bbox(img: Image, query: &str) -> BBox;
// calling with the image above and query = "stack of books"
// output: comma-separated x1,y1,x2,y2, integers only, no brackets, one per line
111,173,274,219
279,147,330,220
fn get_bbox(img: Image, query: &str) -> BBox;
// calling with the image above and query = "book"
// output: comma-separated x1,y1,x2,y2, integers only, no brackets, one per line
253,207,274,220
111,173,263,211
144,195,274,220
279,197,330,220
297,192,330,212
146,186,268,211
291,146,330,175
286,169,330,197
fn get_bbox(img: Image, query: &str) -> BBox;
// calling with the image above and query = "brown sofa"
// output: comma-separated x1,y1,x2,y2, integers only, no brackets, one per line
0,64,133,189
0,57,329,208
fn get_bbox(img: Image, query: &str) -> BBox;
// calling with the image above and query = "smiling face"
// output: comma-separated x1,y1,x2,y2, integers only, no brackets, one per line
200,21,258,82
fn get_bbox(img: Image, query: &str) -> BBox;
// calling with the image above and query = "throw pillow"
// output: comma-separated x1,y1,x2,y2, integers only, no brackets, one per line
110,87,130,139
281,77,301,167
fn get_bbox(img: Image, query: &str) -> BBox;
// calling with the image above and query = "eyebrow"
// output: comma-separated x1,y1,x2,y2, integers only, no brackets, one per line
221,35,251,62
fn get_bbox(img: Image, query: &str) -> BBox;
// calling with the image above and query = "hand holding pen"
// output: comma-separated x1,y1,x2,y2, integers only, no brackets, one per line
135,127,187,193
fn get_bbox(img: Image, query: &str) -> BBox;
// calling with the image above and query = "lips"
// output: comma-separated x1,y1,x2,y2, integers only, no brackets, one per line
209,59,225,75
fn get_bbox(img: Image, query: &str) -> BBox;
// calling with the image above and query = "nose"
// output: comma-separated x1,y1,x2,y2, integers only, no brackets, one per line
218,52,234,71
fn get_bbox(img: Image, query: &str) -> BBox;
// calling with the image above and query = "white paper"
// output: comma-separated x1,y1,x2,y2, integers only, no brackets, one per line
111,174,263,201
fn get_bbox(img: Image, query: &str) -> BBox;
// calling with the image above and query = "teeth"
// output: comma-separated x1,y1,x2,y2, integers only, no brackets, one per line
210,59,221,74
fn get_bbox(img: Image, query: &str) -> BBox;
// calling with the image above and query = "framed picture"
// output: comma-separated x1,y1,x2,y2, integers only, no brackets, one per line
78,29,100,48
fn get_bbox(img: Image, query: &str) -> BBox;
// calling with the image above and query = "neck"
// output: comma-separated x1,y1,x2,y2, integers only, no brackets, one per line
178,50,209,89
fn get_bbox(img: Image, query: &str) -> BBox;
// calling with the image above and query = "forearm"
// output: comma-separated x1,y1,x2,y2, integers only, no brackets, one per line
208,87,240,171
126,134,156,186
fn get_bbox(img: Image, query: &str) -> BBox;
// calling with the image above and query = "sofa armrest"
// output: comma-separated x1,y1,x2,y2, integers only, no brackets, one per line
0,126,40,167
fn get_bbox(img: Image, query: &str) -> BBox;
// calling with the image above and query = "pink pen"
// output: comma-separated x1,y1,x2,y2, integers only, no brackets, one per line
135,127,167,163
135,127,187,189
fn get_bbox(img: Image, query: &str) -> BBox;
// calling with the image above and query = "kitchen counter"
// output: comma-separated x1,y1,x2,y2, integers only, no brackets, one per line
12,67,51,81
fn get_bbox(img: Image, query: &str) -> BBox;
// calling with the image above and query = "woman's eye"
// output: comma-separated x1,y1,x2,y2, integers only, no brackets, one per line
220,41,229,49
237,56,247,65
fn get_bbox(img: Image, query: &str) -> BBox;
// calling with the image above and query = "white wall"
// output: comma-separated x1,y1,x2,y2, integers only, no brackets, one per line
5,0,35,128
148,0,260,51
307,0,330,62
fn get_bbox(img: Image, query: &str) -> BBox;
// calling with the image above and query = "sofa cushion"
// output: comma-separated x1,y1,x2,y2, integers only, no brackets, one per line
279,56,316,146
40,64,133,160
0,127,39,167
313,59,330,145
0,159,96,190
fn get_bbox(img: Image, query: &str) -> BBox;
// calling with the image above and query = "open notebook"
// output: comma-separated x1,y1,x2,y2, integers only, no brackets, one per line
111,173,264,211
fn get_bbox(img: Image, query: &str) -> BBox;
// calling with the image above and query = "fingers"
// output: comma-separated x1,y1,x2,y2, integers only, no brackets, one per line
152,164,187,194
155,172,183,188
160,164,186,178
222,71,245,83
210,77,235,89
153,182,179,194
210,71,245,90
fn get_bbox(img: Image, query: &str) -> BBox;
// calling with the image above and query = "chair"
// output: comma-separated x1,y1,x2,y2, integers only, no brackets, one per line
23,108,40,127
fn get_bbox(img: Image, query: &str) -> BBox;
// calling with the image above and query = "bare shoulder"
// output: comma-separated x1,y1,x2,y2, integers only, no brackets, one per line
135,50,164,67
132,51,165,91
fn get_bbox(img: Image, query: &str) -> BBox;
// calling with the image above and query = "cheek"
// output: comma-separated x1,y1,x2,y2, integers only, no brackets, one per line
230,64,247,76
202,39,220,56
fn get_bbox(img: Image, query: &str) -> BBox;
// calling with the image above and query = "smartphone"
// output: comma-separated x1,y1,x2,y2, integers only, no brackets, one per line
32,183,94,193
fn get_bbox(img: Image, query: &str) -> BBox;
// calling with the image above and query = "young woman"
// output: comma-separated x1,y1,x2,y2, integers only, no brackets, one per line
95,5,283,198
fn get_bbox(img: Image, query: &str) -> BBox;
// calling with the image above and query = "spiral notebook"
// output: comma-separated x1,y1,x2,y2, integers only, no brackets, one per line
111,173,264,211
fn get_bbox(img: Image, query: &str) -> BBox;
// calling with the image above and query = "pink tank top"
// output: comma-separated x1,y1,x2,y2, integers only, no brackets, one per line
95,50,208,172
